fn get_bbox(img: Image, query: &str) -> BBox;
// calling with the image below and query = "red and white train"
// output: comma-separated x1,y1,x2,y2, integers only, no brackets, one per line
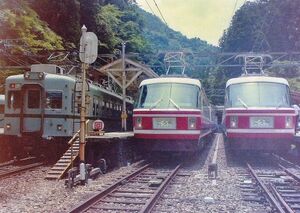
133,76,216,152
223,74,298,151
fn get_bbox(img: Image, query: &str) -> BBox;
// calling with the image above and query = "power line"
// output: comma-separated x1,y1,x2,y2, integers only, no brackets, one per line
231,0,239,18
152,0,168,26
144,0,156,16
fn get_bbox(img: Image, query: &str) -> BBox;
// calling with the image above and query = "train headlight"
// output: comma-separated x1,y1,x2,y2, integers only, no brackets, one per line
24,72,30,79
135,117,142,129
38,72,44,80
6,124,11,130
230,116,238,128
57,124,63,131
285,116,293,128
188,117,197,129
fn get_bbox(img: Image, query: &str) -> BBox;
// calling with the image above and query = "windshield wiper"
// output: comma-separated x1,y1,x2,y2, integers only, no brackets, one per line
238,97,248,109
150,97,163,110
277,99,287,109
169,98,180,110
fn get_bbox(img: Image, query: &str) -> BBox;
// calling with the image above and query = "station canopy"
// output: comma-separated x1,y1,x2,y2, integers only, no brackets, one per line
94,58,158,94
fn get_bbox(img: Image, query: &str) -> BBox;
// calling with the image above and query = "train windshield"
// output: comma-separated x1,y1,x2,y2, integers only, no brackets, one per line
226,82,290,108
137,83,200,109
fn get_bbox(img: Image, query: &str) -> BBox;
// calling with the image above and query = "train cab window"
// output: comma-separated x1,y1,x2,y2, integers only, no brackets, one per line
8,91,21,109
137,83,200,109
46,91,62,109
28,90,41,108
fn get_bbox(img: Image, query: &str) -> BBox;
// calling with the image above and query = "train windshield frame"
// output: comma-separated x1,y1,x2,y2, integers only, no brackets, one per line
226,82,291,108
137,83,200,109
7,91,21,109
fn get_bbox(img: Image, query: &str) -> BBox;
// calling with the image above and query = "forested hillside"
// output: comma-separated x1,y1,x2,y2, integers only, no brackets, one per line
1,0,300,103
0,0,216,94
0,0,214,64
217,0,300,92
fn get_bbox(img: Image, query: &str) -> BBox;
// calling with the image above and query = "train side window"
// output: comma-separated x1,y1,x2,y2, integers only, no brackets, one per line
46,91,62,109
28,90,40,108
8,91,21,109
96,103,99,116
92,99,96,116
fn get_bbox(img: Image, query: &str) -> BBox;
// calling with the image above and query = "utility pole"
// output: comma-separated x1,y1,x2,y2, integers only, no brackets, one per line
121,41,127,131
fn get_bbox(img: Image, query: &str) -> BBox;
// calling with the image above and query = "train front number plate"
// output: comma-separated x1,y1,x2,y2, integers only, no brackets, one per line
153,118,176,129
250,117,274,128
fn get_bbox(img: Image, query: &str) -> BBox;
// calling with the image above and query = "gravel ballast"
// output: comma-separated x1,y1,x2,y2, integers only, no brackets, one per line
0,134,273,212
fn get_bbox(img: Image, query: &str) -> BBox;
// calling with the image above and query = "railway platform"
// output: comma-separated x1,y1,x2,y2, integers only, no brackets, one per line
85,131,136,168
86,131,134,142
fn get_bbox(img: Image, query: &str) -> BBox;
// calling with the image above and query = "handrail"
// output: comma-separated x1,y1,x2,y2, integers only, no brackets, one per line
68,119,90,145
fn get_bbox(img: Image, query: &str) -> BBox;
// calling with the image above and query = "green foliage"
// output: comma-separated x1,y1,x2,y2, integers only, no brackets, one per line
94,4,149,53
220,0,300,52
30,0,81,46
215,0,300,102
0,0,216,103
0,0,63,53
0,70,23,94
136,7,216,77
95,4,123,51
266,63,300,91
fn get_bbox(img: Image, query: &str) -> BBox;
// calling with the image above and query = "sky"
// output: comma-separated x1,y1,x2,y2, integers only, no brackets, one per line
136,0,248,46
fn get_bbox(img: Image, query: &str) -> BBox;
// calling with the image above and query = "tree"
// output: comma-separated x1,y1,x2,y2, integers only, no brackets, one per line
30,0,81,46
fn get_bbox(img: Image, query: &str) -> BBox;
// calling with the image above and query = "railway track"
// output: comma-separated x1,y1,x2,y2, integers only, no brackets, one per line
0,161,43,179
238,158,300,213
68,163,184,213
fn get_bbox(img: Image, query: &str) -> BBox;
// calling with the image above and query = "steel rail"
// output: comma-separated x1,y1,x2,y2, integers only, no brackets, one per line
0,160,15,168
68,163,151,213
270,185,294,213
0,162,43,179
247,163,286,213
278,164,300,183
140,164,181,213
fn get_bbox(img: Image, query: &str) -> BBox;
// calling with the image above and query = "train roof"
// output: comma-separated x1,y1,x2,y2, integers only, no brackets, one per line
226,76,289,88
6,73,74,82
139,77,201,88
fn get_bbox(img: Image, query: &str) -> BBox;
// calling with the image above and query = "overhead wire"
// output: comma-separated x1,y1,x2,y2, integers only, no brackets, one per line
231,0,239,19
152,0,168,26
144,0,156,16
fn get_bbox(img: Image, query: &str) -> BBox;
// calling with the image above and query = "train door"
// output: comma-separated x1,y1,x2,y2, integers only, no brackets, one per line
20,84,44,134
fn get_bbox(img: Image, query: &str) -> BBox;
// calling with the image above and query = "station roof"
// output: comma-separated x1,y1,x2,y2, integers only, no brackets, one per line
95,58,159,91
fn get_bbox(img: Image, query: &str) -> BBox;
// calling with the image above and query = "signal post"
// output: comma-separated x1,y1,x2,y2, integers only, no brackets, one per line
79,25,98,183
